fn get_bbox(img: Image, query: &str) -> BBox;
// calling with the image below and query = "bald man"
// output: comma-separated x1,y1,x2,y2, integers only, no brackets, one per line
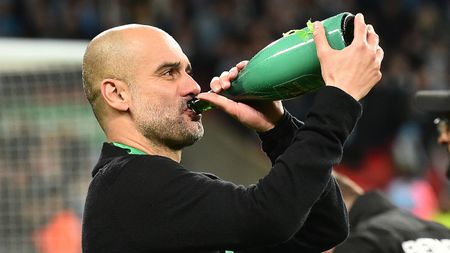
415,90,450,178
330,172,450,253
82,14,383,253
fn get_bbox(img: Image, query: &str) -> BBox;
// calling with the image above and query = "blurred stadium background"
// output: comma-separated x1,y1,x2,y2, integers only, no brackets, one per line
0,0,448,252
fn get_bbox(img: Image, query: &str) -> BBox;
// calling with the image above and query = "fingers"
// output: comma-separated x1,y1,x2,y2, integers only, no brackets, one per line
197,91,238,116
376,45,384,65
366,25,379,49
210,76,221,92
236,60,248,70
210,60,248,93
353,14,381,55
313,21,332,58
210,70,232,92
375,45,384,82
228,67,239,80
318,13,384,101
219,70,231,89
197,91,284,132
353,13,367,44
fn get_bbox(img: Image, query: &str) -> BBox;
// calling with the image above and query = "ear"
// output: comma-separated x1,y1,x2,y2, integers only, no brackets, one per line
100,78,130,112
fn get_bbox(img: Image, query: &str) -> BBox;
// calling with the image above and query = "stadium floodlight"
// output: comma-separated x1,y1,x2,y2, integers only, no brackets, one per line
0,38,87,73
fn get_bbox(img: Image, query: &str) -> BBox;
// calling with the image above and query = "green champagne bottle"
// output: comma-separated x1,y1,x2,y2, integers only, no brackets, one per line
188,12,355,114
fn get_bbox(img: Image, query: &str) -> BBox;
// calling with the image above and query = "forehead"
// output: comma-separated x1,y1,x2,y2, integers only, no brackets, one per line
131,29,190,69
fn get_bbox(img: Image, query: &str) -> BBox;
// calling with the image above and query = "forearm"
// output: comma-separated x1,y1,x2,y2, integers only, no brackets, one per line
230,86,361,245
248,86,358,249
258,110,303,164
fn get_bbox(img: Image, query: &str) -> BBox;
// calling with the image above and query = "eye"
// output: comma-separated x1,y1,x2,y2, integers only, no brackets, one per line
163,69,175,77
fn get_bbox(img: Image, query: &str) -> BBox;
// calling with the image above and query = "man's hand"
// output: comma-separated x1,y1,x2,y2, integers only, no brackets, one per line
314,13,384,101
197,61,284,132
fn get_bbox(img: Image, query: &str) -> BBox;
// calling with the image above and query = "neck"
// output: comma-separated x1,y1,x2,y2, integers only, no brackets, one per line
110,137,182,162
105,118,182,162
345,195,358,211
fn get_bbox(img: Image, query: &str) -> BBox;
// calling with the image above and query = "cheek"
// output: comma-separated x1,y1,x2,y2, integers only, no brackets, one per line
140,97,181,121
148,90,180,108
136,92,166,109
438,132,449,143
132,87,183,119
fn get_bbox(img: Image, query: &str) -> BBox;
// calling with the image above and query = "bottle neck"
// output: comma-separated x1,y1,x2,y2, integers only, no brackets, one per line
111,142,147,155
187,97,215,114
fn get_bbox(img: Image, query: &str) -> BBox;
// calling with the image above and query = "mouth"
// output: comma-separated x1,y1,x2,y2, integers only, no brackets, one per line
186,108,202,121
183,102,202,121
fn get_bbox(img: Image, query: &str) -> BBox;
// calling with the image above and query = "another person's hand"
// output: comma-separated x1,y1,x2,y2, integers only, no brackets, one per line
313,13,384,101
197,61,284,132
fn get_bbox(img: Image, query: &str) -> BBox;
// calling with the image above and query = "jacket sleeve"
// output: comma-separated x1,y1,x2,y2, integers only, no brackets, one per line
258,110,304,163
108,86,361,251
248,106,349,252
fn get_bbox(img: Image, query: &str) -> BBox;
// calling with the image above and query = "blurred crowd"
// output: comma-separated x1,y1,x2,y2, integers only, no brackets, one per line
0,70,95,253
0,0,449,252
1,0,448,88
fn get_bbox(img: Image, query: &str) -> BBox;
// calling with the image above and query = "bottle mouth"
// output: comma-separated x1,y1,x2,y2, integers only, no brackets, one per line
342,13,355,46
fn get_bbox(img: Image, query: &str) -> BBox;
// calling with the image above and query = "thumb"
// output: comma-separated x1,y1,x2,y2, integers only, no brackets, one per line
197,92,238,115
313,21,332,58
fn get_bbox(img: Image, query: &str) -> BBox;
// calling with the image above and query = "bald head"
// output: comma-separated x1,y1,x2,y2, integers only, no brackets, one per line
82,24,173,104
82,24,181,128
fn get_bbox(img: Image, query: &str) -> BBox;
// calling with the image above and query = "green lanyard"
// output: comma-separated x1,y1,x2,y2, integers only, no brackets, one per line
111,142,147,155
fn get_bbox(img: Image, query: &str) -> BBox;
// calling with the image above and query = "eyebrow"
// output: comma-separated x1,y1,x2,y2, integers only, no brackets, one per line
155,61,192,73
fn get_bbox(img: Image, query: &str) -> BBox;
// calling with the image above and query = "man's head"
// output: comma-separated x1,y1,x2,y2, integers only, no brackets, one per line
415,90,450,177
82,24,204,152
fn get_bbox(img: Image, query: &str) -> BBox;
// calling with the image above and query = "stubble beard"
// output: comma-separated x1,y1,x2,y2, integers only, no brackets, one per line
136,101,204,151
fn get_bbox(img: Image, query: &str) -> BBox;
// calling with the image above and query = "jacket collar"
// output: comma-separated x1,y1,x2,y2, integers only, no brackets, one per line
91,142,129,177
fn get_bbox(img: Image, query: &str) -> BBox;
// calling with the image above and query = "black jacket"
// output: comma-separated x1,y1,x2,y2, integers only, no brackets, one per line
82,86,361,252
334,191,450,253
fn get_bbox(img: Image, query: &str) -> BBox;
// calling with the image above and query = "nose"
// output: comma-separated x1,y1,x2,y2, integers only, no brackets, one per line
182,73,201,96
438,131,449,145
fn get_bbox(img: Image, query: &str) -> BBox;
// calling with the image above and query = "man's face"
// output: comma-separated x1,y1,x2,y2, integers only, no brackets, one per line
435,117,450,179
128,32,204,150
436,118,449,153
